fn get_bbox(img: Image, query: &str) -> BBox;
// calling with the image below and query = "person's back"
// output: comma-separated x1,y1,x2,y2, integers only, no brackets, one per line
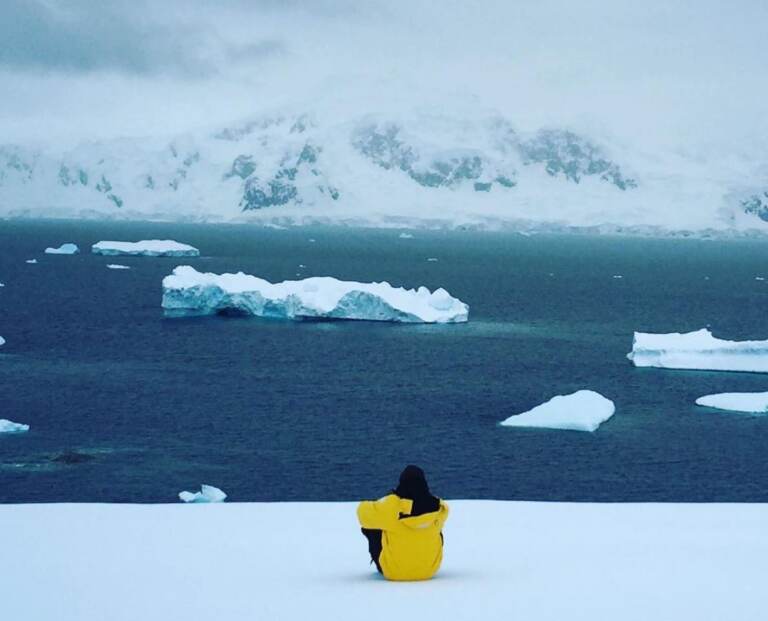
357,465,449,581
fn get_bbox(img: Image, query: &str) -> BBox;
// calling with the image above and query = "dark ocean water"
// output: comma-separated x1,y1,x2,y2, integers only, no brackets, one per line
1,220,768,503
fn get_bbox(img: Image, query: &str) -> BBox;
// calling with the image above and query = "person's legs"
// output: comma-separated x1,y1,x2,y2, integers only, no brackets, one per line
360,528,383,574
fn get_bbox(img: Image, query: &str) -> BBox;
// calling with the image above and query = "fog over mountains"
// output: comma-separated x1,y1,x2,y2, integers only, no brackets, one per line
1,1,767,233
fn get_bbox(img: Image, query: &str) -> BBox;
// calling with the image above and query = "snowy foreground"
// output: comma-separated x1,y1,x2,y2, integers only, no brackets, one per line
628,328,768,373
92,240,200,257
0,501,765,621
162,266,469,323
500,390,615,432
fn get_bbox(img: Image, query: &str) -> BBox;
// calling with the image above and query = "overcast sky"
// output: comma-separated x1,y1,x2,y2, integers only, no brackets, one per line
1,0,767,151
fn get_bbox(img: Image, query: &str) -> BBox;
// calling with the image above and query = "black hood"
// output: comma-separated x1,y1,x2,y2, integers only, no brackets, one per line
393,465,440,517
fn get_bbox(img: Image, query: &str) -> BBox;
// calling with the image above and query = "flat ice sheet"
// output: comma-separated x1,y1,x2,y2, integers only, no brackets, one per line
695,392,768,413
500,390,615,432
92,240,200,257
0,501,765,621
627,328,768,373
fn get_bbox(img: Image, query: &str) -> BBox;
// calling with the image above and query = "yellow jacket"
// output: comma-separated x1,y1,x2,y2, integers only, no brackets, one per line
357,494,449,581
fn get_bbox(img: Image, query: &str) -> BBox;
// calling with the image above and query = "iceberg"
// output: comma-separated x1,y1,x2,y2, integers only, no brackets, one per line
695,392,768,413
0,419,29,433
0,336,4,347
627,329,768,373
44,243,79,255
92,240,200,257
25,259,37,264
179,484,227,503
500,390,615,432
106,264,131,270
162,266,469,323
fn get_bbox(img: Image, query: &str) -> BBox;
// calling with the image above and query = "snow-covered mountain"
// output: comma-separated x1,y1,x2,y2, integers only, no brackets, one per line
1,111,766,235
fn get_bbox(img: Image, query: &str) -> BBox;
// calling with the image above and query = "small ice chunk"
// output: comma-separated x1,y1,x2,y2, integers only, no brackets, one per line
45,243,79,255
179,484,227,503
25,259,37,264
628,328,768,373
298,264,306,269
756,277,765,281
0,336,5,346
308,238,316,243
612,275,623,279
695,392,768,413
0,419,30,433
500,390,615,432
399,233,414,239
92,240,199,257
106,264,131,270
427,258,439,262
0,283,5,287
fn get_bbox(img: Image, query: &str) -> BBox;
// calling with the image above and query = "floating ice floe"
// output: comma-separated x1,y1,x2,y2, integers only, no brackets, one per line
627,329,768,373
44,243,79,255
25,259,37,264
92,240,200,257
179,484,227,503
399,232,414,239
106,264,131,270
162,266,469,323
427,257,439,262
0,419,30,433
500,390,615,432
0,336,5,347
695,392,768,413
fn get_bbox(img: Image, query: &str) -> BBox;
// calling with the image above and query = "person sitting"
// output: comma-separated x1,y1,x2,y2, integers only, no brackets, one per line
357,465,449,581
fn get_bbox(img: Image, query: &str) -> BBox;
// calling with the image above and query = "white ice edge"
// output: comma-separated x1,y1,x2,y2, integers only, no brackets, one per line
161,265,469,323
627,328,768,373
695,392,768,413
92,240,200,257
500,389,615,432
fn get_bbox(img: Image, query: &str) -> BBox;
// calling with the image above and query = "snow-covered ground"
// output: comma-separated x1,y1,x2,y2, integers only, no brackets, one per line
0,501,765,621
696,392,768,413
500,390,615,432
92,240,200,257
627,329,768,373
162,265,469,323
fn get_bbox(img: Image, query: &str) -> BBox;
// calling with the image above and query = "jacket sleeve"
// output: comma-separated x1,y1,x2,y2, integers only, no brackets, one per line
357,494,399,530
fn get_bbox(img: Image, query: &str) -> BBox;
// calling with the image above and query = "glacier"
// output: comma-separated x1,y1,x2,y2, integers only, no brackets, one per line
627,329,768,373
44,243,79,255
162,266,469,323
695,392,768,414
179,484,227,503
0,419,29,433
500,390,615,432
0,111,766,237
92,240,200,257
